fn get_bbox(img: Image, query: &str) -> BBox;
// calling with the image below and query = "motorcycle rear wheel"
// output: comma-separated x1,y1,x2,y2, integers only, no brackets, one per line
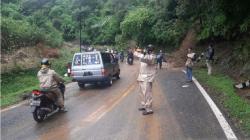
78,82,85,88
33,107,46,123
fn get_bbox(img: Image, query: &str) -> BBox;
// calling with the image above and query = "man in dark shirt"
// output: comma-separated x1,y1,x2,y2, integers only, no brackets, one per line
206,44,214,75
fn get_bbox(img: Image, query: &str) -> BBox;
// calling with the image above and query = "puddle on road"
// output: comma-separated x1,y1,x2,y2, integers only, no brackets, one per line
182,84,189,88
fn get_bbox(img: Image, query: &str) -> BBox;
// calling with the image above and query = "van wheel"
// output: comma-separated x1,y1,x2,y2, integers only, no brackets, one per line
107,77,112,86
115,73,120,79
78,82,85,88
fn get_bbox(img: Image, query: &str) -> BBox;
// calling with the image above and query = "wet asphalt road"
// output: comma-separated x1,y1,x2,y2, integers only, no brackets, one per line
1,61,228,140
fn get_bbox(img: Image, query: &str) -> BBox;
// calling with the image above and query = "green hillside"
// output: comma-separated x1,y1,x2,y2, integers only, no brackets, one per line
2,0,250,52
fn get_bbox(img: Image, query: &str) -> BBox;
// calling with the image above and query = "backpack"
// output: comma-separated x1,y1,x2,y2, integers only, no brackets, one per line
191,53,197,61
157,53,163,60
210,48,214,59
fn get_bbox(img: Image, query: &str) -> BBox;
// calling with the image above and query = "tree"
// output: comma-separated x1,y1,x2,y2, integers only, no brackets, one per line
120,7,155,45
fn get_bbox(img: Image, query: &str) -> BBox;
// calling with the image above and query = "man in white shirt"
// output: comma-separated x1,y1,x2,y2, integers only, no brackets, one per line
136,44,157,115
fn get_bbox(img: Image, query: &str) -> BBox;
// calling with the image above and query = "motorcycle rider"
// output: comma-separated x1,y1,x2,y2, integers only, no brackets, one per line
113,50,119,62
137,44,157,115
37,58,67,112
119,51,124,62
127,48,134,64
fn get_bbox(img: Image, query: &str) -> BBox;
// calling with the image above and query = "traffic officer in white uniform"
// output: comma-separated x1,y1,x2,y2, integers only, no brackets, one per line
136,44,157,115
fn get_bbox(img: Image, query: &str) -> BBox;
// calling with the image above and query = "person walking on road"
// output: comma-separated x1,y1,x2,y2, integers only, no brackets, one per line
136,44,157,115
205,44,214,75
157,50,164,69
185,48,195,82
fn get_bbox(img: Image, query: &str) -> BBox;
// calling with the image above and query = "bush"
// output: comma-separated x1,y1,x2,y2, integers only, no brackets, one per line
240,16,250,33
198,13,228,40
1,16,63,52
42,21,63,47
152,19,188,46
120,7,155,45
1,17,41,52
94,16,120,44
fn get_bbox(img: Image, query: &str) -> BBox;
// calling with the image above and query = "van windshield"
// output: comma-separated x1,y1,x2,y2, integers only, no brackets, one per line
82,53,100,65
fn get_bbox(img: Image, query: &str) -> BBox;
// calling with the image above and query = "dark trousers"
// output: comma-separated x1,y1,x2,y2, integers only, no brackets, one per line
157,60,162,69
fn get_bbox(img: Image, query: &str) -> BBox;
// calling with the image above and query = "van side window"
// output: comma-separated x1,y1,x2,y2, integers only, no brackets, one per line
73,54,81,66
101,53,111,64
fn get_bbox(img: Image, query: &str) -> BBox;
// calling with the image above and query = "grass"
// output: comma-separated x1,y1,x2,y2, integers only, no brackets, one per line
194,68,250,136
0,46,78,107
1,69,39,106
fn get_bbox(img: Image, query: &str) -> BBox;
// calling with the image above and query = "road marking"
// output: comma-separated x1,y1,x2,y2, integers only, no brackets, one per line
83,83,136,123
182,70,237,140
68,83,137,136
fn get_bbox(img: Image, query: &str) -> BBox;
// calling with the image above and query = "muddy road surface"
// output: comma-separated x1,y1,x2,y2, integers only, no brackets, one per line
1,61,229,140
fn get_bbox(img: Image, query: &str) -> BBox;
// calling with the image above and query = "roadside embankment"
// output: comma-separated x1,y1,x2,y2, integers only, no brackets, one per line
168,28,250,137
194,69,250,138
1,42,78,107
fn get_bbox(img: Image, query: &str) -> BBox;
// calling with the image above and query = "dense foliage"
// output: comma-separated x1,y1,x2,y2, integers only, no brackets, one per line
1,0,250,51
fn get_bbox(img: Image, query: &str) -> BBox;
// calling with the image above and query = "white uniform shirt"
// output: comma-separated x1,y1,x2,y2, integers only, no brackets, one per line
136,53,157,82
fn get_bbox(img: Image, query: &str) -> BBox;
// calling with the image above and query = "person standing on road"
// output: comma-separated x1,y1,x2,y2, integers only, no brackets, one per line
137,44,157,115
185,48,195,82
205,44,214,75
119,51,124,62
157,50,163,69
37,58,67,112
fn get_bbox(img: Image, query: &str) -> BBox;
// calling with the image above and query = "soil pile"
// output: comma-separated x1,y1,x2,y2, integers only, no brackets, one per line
168,28,197,67
0,43,74,74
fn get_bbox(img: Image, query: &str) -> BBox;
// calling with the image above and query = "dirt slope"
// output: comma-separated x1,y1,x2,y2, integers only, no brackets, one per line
168,28,197,67
1,43,70,74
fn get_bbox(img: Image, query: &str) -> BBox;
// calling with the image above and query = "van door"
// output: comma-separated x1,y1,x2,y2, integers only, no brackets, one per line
101,53,113,76
81,53,102,77
71,54,84,78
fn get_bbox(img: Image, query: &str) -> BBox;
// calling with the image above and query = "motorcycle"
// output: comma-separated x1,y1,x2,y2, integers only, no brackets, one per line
30,83,65,122
127,52,134,65
127,57,133,65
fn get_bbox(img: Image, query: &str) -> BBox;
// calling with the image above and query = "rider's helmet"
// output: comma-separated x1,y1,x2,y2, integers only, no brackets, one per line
147,44,154,54
41,58,51,67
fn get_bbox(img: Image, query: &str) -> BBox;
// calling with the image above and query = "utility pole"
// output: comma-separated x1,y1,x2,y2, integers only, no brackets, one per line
79,12,82,52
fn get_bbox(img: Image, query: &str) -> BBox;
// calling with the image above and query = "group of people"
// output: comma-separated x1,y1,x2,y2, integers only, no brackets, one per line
185,44,215,82
136,44,215,115
36,44,214,116
106,48,133,64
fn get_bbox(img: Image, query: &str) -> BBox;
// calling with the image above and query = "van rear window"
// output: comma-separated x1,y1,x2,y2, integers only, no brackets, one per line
73,54,81,66
82,53,100,65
